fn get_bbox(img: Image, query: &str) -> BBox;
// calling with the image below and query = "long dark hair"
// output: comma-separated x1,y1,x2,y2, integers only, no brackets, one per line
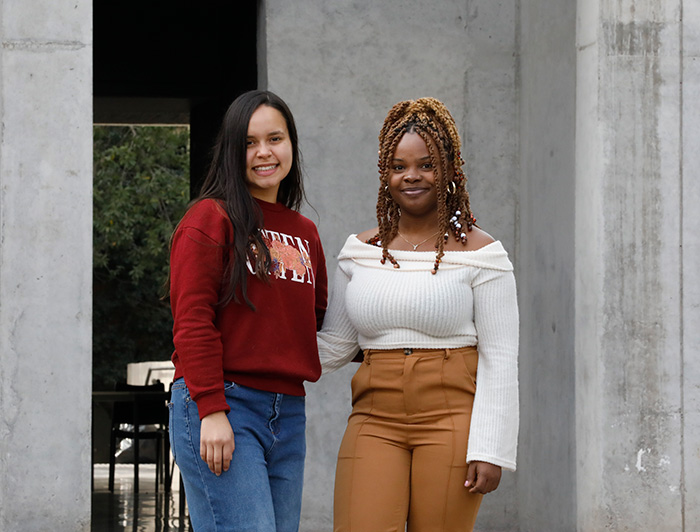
195,90,305,309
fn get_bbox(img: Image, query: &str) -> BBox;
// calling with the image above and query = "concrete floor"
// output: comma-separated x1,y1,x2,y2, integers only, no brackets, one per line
92,464,191,532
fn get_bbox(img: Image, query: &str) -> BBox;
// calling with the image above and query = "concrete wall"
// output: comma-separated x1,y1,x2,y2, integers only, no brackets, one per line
682,3,700,529
259,1,520,530
0,1,93,531
576,0,695,529
264,0,700,530
518,0,578,530
0,1,695,530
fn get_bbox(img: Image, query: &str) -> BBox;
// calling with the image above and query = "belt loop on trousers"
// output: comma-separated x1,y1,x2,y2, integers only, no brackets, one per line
364,349,371,365
444,348,451,359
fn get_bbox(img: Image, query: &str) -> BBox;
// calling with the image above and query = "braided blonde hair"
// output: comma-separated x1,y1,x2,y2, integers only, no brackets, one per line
369,97,475,273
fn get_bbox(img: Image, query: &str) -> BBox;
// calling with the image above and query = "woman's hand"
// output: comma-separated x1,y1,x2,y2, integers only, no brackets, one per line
200,411,235,476
465,461,502,494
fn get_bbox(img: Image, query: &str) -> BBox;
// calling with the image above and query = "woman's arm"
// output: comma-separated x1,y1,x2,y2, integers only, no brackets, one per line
313,233,329,331
170,203,236,475
467,267,520,471
171,224,230,418
317,262,360,373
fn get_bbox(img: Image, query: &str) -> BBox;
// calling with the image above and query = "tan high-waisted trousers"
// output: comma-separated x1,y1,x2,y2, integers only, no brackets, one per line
333,347,482,532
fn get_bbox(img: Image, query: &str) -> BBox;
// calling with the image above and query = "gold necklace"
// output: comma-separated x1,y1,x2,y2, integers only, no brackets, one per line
396,230,440,251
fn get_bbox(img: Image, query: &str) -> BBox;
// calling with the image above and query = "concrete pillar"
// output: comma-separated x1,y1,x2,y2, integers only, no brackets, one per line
518,0,577,530
681,3,700,529
576,0,690,529
260,1,519,530
0,1,93,531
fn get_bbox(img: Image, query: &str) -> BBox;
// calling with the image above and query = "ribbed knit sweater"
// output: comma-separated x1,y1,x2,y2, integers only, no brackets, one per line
318,235,519,470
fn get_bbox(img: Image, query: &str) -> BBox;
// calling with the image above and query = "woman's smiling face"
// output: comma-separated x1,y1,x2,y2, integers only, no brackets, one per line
245,105,293,202
388,132,441,218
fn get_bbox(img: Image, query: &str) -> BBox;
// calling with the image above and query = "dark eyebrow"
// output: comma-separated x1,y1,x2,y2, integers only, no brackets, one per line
392,155,431,162
247,130,286,139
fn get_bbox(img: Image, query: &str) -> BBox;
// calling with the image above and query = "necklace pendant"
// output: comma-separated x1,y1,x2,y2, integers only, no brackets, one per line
397,229,441,251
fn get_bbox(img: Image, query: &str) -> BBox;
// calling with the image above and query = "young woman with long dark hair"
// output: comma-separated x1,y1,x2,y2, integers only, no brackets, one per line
168,90,327,531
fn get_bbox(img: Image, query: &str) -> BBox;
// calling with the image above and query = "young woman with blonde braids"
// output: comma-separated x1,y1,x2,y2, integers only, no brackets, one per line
318,97,519,532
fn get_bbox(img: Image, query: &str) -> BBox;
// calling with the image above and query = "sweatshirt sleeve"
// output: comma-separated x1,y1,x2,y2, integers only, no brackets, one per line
170,203,231,419
466,267,520,471
317,261,360,374
313,233,328,331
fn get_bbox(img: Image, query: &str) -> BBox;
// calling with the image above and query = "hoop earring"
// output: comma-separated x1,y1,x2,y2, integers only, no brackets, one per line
447,181,457,194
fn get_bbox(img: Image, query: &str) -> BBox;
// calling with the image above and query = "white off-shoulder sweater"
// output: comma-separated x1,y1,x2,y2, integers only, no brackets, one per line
318,235,519,470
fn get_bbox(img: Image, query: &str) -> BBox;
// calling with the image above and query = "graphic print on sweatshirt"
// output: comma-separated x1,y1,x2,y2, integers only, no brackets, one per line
245,229,315,285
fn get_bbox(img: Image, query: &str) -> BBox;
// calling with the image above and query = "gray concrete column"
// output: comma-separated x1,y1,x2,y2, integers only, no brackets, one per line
576,1,689,529
681,2,700,530
518,0,577,530
0,1,93,531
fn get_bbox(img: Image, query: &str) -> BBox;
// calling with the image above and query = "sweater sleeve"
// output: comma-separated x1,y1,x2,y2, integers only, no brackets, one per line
314,235,329,331
317,262,360,374
466,268,520,470
170,209,231,420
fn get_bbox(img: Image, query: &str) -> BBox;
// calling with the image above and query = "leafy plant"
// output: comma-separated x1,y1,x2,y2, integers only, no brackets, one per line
93,126,190,390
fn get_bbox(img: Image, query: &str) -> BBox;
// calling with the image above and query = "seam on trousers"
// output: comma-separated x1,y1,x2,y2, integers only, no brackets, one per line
347,360,375,532
402,356,411,415
265,393,282,459
440,350,457,532
184,394,221,532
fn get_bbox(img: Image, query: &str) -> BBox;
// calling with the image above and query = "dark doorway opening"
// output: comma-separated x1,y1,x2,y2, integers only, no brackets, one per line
92,5,257,528
93,0,258,195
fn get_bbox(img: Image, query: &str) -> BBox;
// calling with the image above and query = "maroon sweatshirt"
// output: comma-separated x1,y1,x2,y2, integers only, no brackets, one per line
170,198,327,419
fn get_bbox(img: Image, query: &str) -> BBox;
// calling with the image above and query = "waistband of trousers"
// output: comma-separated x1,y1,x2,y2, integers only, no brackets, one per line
362,345,477,364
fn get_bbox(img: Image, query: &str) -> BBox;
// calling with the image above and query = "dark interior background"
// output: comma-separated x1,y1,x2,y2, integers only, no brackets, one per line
92,0,257,461
93,0,258,195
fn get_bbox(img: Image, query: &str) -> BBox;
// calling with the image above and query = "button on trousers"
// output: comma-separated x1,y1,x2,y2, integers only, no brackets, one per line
333,347,482,532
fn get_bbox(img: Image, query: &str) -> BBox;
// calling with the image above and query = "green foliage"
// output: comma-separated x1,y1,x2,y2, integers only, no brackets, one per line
93,126,190,390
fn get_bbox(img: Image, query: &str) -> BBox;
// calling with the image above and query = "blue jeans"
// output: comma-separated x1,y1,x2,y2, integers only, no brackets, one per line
169,378,307,532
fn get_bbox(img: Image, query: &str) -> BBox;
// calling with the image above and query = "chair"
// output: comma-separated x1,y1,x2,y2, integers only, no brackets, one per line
108,382,170,493
144,365,175,386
